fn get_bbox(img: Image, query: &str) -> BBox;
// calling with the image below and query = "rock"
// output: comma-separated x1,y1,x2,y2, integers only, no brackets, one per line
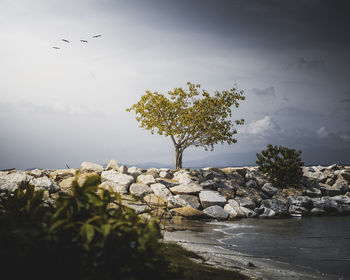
217,187,237,200
121,197,151,214
199,179,222,190
224,199,245,218
335,170,350,183
167,195,201,209
199,190,227,208
173,170,194,184
129,183,152,198
118,165,128,174
312,197,338,212
240,206,256,217
261,199,289,215
159,171,172,179
305,187,322,198
143,194,171,209
101,171,134,192
203,205,229,220
127,166,143,178
150,183,172,200
0,172,32,192
224,204,239,218
155,178,179,188
59,177,75,192
320,181,348,196
223,170,245,185
170,206,208,219
261,183,279,196
30,176,60,193
146,168,159,178
288,196,313,210
136,174,156,185
246,179,259,190
288,205,309,215
331,195,350,205
306,171,327,183
235,197,256,210
106,160,119,171
170,183,202,195
259,207,276,218
280,187,304,198
30,169,45,177
99,181,129,194
310,207,327,215
254,207,265,214
81,161,104,173
50,169,75,182
245,169,267,187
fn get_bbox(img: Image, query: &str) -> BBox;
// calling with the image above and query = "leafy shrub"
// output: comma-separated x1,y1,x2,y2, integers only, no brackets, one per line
0,171,168,280
256,144,304,188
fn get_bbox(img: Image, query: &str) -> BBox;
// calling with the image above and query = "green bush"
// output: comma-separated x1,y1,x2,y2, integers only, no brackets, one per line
0,172,168,280
256,144,304,188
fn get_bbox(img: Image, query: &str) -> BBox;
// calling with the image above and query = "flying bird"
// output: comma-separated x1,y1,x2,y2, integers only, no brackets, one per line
92,34,102,38
80,40,88,43
62,39,70,43
52,46,60,49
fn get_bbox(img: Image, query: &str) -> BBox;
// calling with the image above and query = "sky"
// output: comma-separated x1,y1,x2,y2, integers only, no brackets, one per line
1,0,350,170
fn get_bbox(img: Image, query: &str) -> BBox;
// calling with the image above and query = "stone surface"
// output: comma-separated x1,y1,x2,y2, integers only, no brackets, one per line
261,199,289,215
81,162,104,173
261,183,279,196
167,194,201,209
30,176,60,193
203,205,228,220
106,160,119,171
235,197,256,210
100,171,134,193
129,183,152,198
173,170,194,184
170,183,202,195
99,181,129,194
136,174,156,185
199,190,227,208
170,206,208,219
118,165,128,174
288,196,313,210
150,183,172,200
159,171,172,179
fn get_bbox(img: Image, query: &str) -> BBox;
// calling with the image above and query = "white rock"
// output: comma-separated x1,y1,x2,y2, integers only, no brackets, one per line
81,162,104,173
203,205,228,220
99,181,128,194
137,174,156,185
118,165,128,174
101,171,134,191
173,170,193,184
170,183,202,195
129,183,152,198
199,190,227,208
168,194,201,209
106,160,119,171
30,176,60,193
150,183,172,199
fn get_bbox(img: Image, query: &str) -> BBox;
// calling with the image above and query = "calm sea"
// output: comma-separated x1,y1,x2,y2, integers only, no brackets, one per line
215,216,350,279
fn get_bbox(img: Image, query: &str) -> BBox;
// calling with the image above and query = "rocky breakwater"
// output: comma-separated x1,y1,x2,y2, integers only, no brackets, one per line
1,161,350,221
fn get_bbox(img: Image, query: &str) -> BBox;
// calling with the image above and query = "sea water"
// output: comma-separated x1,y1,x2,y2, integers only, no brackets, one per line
212,216,350,279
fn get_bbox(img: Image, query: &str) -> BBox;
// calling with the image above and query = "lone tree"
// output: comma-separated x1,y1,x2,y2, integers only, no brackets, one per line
127,82,245,170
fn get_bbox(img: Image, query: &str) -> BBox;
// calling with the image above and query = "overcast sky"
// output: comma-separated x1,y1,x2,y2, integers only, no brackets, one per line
1,0,350,170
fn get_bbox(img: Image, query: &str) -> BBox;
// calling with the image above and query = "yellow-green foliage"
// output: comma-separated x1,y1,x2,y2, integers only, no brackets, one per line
0,172,168,280
127,82,245,169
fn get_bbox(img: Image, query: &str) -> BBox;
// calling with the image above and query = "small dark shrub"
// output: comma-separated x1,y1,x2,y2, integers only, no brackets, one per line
0,171,168,280
256,144,304,188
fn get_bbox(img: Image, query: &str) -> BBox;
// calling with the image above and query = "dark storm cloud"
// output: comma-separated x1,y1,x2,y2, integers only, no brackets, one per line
109,0,350,51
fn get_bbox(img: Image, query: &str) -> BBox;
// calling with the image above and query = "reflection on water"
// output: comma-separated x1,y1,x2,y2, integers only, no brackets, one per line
216,216,350,279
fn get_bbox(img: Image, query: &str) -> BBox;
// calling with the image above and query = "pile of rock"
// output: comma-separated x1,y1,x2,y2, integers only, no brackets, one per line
1,161,349,221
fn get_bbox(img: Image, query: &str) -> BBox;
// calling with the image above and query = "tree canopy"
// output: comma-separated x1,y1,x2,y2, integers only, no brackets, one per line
127,82,245,169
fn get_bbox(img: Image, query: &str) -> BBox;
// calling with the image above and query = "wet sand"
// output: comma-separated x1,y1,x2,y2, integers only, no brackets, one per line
163,218,341,280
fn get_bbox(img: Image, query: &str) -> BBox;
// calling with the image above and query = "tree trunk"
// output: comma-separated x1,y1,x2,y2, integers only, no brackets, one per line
175,147,183,170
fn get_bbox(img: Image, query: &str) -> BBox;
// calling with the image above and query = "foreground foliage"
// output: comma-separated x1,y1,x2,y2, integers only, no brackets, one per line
256,144,304,188
0,172,167,280
127,82,245,169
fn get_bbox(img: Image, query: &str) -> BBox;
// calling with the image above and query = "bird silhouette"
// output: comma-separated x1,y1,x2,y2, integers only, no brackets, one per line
92,34,102,38
80,40,88,43
62,39,70,43
52,46,60,49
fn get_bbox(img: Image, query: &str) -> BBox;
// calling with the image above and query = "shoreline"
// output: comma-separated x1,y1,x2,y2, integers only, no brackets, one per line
163,218,341,280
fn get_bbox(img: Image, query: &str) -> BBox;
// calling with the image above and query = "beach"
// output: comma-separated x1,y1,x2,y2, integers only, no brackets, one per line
163,218,343,280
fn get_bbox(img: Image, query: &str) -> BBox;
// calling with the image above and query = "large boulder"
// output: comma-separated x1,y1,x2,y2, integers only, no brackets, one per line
246,179,259,190
30,176,60,193
127,166,143,178
199,190,227,208
261,183,279,197
50,169,75,182
100,181,129,194
288,205,309,215
81,162,104,173
259,207,276,218
305,187,322,198
0,172,32,192
170,206,208,219
261,199,289,215
203,205,229,220
167,195,201,209
170,183,202,195
150,183,172,200
245,169,268,187
320,181,348,196
173,170,194,184
136,174,156,186
288,196,313,210
224,199,245,218
234,197,257,210
129,183,152,198
312,197,338,213
106,160,119,171
101,171,134,192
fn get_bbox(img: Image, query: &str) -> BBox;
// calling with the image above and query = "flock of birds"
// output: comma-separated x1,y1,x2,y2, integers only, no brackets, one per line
52,34,102,50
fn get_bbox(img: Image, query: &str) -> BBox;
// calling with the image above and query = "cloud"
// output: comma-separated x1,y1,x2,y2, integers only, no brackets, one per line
297,57,325,69
317,127,329,138
251,86,275,97
340,131,350,141
340,98,350,103
243,116,281,137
